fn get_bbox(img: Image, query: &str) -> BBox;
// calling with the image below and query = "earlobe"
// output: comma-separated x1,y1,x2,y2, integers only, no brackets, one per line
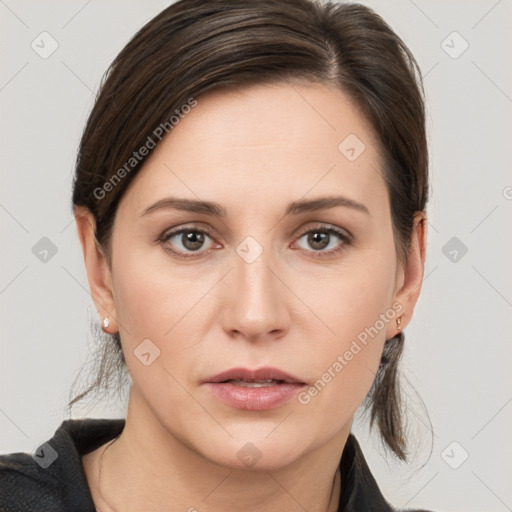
74,206,119,333
387,212,427,338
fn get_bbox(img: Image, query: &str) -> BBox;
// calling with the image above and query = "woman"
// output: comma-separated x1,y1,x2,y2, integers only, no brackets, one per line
0,0,434,510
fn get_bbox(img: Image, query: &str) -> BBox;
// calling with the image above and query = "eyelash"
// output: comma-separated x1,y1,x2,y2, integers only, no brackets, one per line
158,224,352,260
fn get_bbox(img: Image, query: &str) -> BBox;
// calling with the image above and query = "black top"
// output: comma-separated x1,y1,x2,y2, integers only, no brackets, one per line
0,418,433,511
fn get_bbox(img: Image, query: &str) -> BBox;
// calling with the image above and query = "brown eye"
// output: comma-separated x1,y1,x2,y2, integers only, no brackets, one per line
160,228,215,259
179,230,206,251
294,225,351,257
306,231,330,250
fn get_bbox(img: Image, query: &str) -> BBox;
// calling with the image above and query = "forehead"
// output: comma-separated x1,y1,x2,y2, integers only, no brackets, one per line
160,82,378,155
117,82,387,219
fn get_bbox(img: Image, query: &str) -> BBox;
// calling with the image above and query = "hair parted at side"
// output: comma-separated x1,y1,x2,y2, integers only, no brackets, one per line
69,0,429,462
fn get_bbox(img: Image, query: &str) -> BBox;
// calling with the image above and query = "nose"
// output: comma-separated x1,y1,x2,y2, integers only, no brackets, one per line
220,243,290,343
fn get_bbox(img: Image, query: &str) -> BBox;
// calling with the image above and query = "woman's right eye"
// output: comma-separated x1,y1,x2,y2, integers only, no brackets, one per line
160,228,217,259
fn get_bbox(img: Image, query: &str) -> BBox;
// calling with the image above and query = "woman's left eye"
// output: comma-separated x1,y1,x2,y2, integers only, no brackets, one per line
293,226,351,257
159,224,351,259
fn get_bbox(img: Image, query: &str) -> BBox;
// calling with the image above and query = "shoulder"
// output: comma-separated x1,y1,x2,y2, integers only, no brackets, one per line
396,509,436,512
0,451,65,511
0,417,125,512
342,434,437,512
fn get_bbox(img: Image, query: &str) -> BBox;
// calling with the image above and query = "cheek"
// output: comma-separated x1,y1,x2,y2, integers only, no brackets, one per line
112,252,212,350
111,258,212,415
298,241,397,343
294,247,397,415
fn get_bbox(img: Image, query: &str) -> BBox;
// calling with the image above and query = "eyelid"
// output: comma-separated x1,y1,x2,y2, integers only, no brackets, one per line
159,222,352,241
294,222,352,242
159,224,214,241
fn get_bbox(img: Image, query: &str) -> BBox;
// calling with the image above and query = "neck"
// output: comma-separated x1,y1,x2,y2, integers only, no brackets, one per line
95,388,349,512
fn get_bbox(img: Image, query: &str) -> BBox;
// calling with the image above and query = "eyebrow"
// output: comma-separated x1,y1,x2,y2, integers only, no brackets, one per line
141,195,370,217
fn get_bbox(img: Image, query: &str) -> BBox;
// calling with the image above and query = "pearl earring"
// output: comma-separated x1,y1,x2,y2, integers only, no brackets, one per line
396,316,402,330
103,317,110,329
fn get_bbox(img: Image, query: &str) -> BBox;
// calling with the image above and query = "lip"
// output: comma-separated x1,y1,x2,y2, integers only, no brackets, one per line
203,367,306,411
202,366,305,385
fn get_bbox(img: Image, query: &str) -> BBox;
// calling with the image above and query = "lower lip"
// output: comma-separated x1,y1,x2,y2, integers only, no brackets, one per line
205,382,305,411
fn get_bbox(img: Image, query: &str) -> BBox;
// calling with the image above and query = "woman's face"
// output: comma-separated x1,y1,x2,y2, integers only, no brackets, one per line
81,82,424,470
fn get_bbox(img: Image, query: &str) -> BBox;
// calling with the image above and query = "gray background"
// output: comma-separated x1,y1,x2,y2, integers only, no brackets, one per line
1,1,511,510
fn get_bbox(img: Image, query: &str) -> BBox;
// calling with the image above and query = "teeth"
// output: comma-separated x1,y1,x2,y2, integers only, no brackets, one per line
228,379,282,387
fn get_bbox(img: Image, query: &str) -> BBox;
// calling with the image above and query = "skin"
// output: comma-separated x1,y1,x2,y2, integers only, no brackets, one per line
76,82,426,512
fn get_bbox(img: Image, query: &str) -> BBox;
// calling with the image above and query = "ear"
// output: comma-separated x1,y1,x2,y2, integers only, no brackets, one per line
386,212,427,339
74,205,118,333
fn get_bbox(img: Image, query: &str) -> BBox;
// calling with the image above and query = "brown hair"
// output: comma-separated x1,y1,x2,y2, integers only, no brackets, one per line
69,0,429,462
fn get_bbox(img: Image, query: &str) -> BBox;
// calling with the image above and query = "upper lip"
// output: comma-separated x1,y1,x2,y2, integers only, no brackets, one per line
203,367,305,384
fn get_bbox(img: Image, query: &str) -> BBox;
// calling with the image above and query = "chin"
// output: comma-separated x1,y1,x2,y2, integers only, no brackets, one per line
197,430,312,472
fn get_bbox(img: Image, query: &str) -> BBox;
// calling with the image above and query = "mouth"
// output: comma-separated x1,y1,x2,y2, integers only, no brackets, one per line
203,367,306,411
220,378,286,388
203,366,306,385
